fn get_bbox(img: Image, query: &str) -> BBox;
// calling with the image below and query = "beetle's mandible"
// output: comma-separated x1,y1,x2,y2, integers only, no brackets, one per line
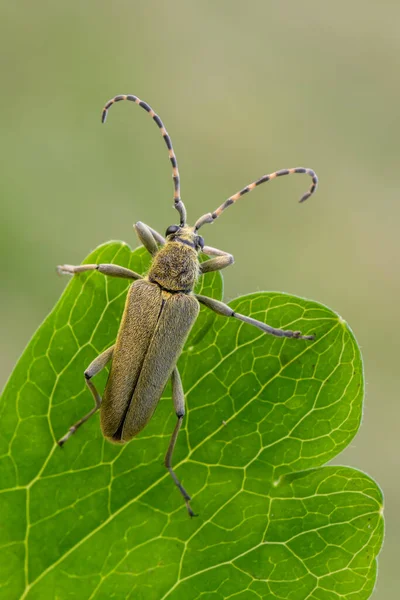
57,94,318,516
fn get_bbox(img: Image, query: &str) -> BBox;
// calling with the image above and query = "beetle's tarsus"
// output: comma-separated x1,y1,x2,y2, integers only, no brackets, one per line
292,330,315,341
57,265,75,276
167,465,197,517
283,330,315,341
186,502,197,518
57,427,76,446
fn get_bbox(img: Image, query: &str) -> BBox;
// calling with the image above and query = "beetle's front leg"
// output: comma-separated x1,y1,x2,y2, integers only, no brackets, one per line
134,221,165,255
196,295,315,340
164,367,195,517
200,246,234,274
58,345,114,446
57,263,142,280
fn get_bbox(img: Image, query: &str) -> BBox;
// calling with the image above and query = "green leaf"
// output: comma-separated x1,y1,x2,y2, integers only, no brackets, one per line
0,242,383,600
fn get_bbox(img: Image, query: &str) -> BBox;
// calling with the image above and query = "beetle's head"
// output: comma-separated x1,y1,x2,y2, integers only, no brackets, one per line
165,224,204,252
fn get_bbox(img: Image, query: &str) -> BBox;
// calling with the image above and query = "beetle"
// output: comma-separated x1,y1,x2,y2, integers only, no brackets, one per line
57,94,318,516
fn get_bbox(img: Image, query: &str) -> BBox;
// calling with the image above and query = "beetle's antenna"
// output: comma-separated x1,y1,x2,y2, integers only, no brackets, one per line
194,167,318,231
102,94,186,227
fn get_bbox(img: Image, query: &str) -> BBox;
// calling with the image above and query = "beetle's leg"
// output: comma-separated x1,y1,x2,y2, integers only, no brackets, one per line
134,221,165,255
195,295,315,341
147,225,166,246
58,345,115,446
164,367,195,517
57,264,142,279
200,245,234,274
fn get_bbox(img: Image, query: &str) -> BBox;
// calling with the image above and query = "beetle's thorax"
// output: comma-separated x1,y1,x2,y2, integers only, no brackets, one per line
148,240,200,293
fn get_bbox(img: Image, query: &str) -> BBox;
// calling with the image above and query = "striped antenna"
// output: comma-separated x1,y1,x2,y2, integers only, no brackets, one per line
194,167,318,231
102,94,186,226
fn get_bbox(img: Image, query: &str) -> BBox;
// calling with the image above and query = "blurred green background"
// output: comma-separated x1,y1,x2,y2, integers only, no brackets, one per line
1,1,398,596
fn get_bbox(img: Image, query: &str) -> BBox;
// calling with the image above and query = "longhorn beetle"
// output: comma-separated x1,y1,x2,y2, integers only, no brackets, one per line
57,94,318,516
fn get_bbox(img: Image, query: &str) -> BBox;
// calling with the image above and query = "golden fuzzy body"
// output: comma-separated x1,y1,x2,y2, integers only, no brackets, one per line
57,93,317,517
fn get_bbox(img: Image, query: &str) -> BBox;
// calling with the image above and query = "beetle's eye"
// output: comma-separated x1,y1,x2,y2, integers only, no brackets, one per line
197,236,205,249
165,225,180,236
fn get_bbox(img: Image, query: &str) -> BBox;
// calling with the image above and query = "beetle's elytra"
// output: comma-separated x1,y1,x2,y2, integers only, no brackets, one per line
57,94,318,516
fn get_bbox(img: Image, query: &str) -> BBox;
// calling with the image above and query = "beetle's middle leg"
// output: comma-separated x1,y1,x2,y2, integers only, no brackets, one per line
58,345,114,446
164,367,195,517
196,295,315,341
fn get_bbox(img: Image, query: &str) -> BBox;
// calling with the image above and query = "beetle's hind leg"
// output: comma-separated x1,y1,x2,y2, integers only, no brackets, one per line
165,367,196,517
58,345,114,446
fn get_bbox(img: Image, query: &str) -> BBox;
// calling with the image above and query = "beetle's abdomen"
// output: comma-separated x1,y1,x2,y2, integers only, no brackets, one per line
100,278,199,443
148,242,200,292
